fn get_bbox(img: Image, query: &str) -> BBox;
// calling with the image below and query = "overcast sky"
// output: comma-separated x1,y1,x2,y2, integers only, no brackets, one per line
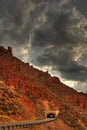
0,0,87,93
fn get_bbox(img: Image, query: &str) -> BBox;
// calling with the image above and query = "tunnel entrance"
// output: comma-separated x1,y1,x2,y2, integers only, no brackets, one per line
47,113,55,118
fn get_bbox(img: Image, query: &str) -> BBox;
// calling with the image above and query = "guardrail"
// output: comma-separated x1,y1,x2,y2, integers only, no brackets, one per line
0,118,56,130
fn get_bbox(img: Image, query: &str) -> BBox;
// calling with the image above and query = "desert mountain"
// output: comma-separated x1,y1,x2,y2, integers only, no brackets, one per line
0,46,87,130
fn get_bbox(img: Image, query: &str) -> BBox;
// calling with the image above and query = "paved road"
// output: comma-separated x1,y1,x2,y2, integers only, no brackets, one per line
0,118,56,130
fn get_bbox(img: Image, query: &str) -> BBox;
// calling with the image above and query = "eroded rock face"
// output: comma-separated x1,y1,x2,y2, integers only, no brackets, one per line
0,46,12,56
0,46,87,130
76,97,87,109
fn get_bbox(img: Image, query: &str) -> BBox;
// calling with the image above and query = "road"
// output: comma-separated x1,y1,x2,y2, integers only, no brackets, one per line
0,118,56,130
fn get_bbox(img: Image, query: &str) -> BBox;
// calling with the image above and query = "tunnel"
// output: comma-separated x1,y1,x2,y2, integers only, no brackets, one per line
47,113,55,118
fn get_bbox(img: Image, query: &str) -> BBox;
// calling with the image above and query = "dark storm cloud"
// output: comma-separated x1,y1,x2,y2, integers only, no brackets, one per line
32,13,74,47
29,0,87,84
71,0,87,16
59,62,87,82
32,9,87,48
0,0,34,46
0,0,86,47
0,1,22,27
37,49,87,82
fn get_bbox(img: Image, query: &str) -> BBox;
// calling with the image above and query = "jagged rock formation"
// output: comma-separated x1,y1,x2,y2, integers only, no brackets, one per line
0,46,87,130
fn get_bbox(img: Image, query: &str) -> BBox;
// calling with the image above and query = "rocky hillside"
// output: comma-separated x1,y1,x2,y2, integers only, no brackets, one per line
0,46,87,130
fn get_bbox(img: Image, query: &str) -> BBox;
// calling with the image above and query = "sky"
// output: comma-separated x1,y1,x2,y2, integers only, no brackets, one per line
0,0,87,93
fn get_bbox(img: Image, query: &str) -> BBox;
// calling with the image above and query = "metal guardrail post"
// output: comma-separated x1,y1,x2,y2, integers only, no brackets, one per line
1,127,5,130
0,117,56,130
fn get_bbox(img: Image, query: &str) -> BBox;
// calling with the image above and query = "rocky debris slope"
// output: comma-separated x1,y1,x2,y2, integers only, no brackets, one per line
0,46,87,130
